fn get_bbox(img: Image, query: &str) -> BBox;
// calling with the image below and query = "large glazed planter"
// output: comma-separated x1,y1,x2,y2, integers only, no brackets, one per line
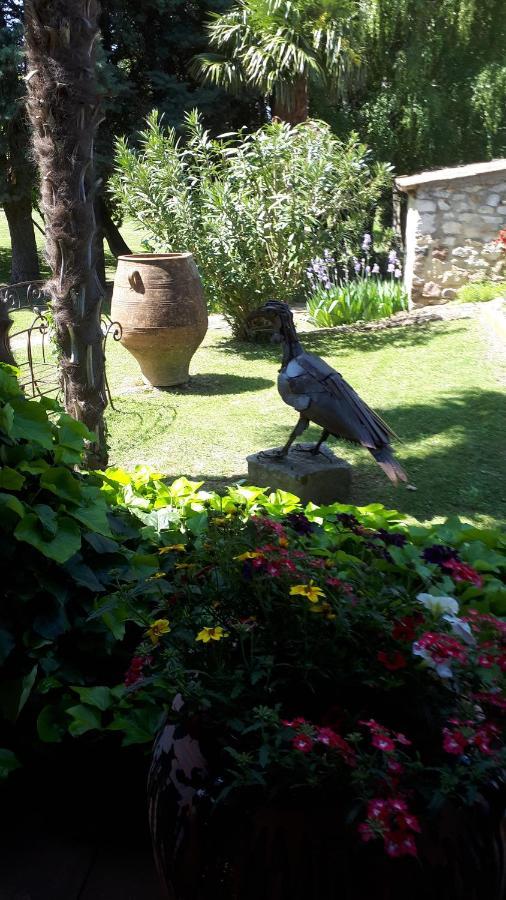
111,253,208,387
148,723,506,900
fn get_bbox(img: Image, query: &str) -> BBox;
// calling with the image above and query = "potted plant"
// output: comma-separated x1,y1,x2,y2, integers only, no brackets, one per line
106,505,506,899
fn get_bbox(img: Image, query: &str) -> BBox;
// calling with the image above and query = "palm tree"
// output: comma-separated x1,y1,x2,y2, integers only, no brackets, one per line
191,0,360,126
24,0,107,468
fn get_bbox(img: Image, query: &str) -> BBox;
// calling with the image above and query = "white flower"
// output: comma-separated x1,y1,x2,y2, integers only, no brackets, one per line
442,614,475,645
417,593,459,616
412,643,454,679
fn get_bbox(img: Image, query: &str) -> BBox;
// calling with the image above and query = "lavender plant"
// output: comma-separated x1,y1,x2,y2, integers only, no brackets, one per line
306,237,407,327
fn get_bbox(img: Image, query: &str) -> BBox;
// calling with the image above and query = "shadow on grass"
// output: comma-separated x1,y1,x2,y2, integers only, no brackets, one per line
216,320,467,362
255,387,506,525
164,373,274,395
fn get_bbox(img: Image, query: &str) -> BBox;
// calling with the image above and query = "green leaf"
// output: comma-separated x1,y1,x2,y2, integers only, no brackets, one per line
10,397,53,449
15,514,81,563
0,666,38,721
69,496,112,536
33,504,58,536
0,748,21,779
40,467,82,504
66,704,102,736
0,466,25,490
37,705,66,743
0,491,24,519
0,403,14,435
70,686,113,711
0,627,15,665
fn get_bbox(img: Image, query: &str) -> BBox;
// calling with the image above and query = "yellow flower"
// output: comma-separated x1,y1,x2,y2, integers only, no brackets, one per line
196,626,229,643
175,562,196,570
234,551,262,561
158,544,186,554
213,517,227,526
146,618,171,645
148,572,166,580
289,581,325,603
278,536,289,548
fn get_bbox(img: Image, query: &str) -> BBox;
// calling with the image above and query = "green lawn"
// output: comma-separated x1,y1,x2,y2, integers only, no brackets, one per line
0,211,148,285
2,211,506,528
104,315,506,529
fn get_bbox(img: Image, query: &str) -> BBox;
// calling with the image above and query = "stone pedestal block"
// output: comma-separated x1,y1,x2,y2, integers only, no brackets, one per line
247,443,352,505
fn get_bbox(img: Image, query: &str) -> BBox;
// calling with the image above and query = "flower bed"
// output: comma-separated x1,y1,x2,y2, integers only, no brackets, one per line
94,471,506,862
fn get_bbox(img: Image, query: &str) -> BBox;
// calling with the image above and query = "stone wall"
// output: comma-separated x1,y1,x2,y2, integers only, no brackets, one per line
397,164,506,307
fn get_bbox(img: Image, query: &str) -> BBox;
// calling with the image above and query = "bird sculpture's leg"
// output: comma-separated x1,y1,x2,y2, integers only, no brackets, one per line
294,428,330,455
259,416,309,459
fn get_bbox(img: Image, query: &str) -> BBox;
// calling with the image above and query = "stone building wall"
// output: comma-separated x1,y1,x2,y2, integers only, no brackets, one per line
396,161,506,307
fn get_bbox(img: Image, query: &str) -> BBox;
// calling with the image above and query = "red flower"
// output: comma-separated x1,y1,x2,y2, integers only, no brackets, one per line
496,228,506,249
292,733,313,753
413,632,467,665
441,558,484,588
473,691,506,711
395,732,411,746
385,832,418,858
377,650,407,671
124,654,151,687
326,576,343,587
282,717,306,728
443,727,467,755
392,615,420,643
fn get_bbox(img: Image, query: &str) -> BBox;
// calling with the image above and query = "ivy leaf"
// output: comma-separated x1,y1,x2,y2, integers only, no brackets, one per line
10,397,53,449
0,466,25,490
0,491,24,520
33,504,58,536
0,748,21,779
15,514,81,563
37,705,66,743
0,403,14,436
40,467,82,504
70,686,113,711
0,626,15,665
0,666,38,721
66,704,102,736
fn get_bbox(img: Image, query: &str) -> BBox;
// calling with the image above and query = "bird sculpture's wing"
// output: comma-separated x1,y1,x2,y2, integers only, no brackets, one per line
285,352,398,449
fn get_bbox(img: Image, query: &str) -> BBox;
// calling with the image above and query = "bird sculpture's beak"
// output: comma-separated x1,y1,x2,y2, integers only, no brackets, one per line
245,305,280,340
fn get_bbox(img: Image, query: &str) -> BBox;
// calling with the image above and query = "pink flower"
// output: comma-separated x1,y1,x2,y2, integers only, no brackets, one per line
372,733,396,753
385,832,418,858
442,558,484,588
292,733,313,753
326,576,343,587
387,760,404,774
395,732,411,746
282,716,306,728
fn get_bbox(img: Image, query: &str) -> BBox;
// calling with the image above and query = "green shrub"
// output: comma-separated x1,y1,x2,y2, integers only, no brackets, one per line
307,278,408,326
111,111,391,338
456,281,506,304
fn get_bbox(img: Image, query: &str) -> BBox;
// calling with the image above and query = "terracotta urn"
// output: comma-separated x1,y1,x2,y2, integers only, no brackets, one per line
111,253,208,387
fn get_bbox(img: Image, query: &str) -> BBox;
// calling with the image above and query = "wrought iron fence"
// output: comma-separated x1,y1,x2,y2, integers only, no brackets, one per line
0,280,122,406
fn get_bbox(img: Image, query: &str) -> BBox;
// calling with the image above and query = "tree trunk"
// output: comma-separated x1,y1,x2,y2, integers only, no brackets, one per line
24,0,108,468
3,195,40,285
97,195,132,258
272,76,309,126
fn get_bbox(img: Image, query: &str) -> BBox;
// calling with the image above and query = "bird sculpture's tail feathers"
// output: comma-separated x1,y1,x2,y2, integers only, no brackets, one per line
369,446,408,485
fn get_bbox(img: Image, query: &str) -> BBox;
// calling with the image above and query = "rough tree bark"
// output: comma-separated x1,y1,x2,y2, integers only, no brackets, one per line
4,194,40,284
272,76,309,125
24,0,108,468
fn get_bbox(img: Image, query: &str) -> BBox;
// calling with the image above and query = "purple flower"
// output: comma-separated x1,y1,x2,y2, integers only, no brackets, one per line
354,261,361,274
365,265,371,276
387,262,395,273
394,268,402,279
388,249,398,264
284,512,315,535
422,545,460,566
371,263,380,275
374,528,407,548
361,233,372,251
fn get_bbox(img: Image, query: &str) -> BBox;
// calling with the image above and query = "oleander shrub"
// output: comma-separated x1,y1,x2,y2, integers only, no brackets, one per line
110,111,391,338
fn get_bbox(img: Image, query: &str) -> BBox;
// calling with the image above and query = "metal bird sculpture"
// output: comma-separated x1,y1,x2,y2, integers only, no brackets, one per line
250,300,407,484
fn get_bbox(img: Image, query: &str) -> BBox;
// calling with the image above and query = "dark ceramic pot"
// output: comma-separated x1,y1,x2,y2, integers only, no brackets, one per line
148,723,506,900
